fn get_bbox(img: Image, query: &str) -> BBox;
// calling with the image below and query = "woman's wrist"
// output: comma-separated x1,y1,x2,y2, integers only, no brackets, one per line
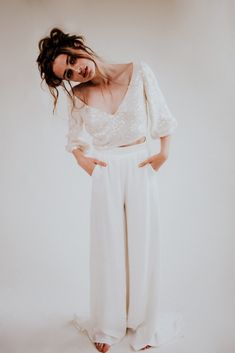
159,150,168,160
159,135,170,159
72,148,86,164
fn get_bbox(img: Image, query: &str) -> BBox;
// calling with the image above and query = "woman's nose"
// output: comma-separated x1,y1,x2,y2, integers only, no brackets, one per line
68,63,82,75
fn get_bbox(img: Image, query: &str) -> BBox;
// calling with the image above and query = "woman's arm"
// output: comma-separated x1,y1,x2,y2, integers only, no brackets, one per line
72,146,108,176
72,147,85,160
159,135,171,159
138,137,169,170
141,61,178,139
138,61,177,171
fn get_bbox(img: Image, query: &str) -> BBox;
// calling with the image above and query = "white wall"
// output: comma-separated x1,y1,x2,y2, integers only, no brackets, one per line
0,1,234,352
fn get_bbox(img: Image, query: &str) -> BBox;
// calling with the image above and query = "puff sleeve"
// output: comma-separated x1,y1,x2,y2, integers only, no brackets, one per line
65,94,90,153
141,61,178,139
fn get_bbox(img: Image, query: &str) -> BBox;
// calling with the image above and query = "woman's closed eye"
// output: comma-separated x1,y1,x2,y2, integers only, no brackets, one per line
66,69,73,79
70,56,76,65
65,56,77,79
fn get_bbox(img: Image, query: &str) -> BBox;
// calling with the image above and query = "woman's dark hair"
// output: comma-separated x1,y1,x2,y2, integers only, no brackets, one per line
36,27,104,113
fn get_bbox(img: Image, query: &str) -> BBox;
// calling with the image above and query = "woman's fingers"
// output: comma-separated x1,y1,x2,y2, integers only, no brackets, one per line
92,158,108,167
78,156,107,176
88,159,108,176
138,153,167,169
138,158,151,167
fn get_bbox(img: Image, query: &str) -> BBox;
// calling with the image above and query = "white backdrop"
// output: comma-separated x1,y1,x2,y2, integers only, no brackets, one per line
0,1,234,352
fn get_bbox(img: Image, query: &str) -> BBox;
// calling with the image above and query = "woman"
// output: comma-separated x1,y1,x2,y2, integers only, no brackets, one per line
36,28,183,352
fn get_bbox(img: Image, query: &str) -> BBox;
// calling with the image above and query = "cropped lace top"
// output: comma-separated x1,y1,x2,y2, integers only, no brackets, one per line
65,60,178,153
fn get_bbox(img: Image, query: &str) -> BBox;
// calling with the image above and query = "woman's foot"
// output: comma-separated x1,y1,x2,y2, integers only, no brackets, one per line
94,342,111,353
140,345,152,350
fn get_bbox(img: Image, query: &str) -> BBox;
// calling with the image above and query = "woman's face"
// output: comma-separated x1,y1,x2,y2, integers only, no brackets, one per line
52,49,96,83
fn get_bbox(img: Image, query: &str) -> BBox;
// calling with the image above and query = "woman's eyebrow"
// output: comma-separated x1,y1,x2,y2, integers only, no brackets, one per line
63,55,69,79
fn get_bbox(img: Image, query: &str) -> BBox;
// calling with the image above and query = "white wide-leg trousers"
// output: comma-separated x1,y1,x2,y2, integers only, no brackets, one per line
71,140,184,351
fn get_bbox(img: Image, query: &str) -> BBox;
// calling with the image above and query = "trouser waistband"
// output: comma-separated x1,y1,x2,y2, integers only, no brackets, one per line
93,139,149,155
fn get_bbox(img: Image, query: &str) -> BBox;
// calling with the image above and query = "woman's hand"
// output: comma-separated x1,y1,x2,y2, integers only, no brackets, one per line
76,155,108,176
138,152,168,172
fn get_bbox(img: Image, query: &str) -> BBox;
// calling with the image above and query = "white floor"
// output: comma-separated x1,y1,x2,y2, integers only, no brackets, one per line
1,312,234,353
0,318,182,353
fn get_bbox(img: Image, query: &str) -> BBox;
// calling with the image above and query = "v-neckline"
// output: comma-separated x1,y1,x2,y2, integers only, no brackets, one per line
74,61,137,117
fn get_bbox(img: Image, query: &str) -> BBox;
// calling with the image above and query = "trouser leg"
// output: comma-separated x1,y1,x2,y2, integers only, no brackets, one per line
88,152,127,344
124,147,161,350
71,143,184,349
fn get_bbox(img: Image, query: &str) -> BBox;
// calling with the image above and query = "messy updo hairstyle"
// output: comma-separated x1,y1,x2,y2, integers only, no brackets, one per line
36,27,107,113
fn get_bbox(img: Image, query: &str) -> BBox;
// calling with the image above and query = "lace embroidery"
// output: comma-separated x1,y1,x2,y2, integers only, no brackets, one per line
65,61,178,153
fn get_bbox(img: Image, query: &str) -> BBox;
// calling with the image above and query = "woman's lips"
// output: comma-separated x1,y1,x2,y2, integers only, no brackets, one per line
84,66,91,78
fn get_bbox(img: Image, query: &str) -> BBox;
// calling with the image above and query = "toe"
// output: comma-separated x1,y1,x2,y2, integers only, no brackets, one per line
102,343,111,353
141,345,152,350
94,342,104,352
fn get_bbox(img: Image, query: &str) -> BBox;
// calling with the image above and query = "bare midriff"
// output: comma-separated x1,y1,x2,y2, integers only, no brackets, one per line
118,136,146,147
